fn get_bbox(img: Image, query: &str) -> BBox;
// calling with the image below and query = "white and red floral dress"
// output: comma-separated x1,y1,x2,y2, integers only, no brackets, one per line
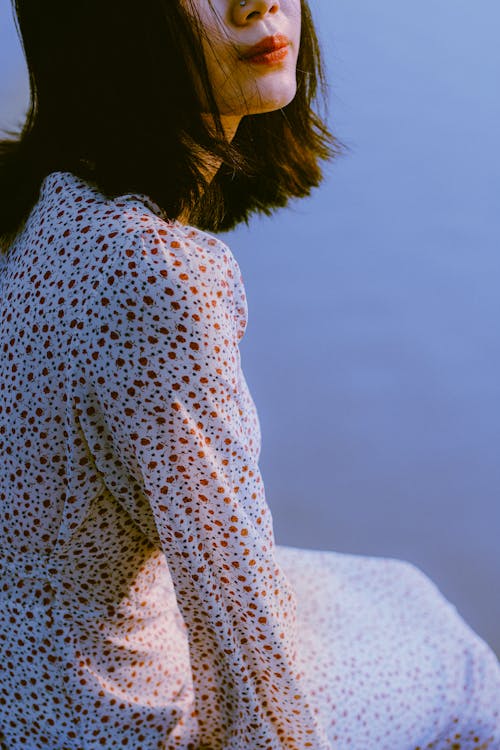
0,170,498,749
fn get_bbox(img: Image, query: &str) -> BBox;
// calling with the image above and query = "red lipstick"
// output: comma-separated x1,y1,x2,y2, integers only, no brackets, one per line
240,34,290,65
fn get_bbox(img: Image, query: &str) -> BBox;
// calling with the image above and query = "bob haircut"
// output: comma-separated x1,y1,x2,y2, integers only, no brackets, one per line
0,0,345,249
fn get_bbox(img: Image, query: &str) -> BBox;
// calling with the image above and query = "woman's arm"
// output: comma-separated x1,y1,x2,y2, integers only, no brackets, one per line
73,216,331,750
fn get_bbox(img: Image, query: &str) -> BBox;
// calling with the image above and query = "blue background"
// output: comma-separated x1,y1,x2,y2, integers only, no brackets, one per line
1,0,498,655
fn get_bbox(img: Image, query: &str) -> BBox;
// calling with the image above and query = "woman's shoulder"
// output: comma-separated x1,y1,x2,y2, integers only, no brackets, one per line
36,170,236,281
35,171,247,338
37,170,188,251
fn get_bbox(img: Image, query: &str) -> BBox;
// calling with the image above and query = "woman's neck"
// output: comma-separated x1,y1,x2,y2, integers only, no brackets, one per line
177,114,241,226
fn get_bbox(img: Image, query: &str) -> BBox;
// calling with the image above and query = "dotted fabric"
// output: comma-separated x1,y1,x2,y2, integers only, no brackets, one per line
0,170,498,749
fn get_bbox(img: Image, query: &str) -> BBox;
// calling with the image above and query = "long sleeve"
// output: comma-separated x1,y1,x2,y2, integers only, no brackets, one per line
72,217,332,750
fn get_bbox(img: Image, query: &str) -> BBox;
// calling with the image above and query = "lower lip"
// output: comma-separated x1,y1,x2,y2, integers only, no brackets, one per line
243,46,289,65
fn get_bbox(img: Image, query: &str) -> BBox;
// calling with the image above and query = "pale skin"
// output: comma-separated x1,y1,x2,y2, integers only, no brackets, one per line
177,0,301,221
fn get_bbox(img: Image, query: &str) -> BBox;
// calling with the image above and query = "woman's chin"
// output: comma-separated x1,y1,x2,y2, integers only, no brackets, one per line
220,83,298,118
251,94,298,115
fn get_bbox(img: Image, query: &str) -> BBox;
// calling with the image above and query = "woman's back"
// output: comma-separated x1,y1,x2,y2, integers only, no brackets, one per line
0,170,201,747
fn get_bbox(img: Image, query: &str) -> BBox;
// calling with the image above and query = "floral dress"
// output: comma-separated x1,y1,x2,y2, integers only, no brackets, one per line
0,170,498,750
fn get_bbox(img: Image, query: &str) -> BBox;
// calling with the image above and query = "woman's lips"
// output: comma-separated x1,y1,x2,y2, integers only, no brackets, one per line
243,47,289,65
240,34,290,65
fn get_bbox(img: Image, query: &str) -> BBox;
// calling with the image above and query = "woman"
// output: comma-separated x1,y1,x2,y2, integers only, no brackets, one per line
0,1,498,748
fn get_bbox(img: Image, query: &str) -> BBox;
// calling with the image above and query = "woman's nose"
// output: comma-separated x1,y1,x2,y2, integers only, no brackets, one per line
232,0,280,24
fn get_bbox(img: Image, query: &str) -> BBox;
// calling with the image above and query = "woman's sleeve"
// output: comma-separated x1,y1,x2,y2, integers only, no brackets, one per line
74,220,332,750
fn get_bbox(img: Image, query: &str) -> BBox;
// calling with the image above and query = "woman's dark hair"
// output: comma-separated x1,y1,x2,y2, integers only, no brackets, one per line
0,0,345,250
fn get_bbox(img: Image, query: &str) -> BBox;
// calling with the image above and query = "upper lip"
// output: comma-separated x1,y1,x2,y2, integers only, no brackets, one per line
240,34,290,60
